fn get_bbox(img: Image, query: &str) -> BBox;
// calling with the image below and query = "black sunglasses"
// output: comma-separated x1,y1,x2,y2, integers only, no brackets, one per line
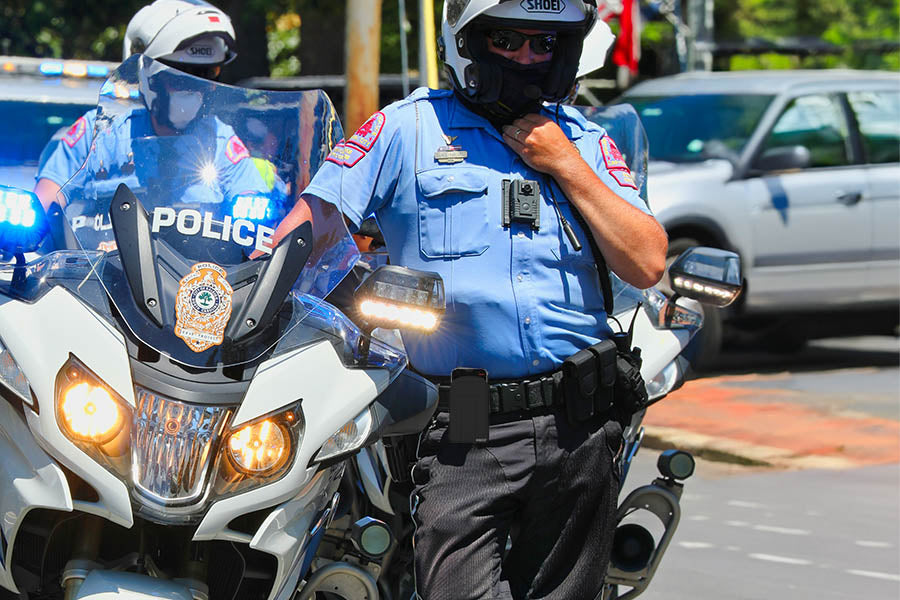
487,29,557,55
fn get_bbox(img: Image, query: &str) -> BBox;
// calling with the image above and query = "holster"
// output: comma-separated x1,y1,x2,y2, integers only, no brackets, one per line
562,339,617,424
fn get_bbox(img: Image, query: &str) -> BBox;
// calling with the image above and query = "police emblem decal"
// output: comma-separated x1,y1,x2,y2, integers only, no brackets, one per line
175,262,234,352
348,111,386,151
225,135,250,164
599,135,629,171
64,117,87,148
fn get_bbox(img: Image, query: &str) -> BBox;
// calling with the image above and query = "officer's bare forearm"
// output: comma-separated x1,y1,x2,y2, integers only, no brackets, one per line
34,178,63,211
550,156,667,289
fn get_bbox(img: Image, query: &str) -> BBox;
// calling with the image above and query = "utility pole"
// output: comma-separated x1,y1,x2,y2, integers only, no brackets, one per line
345,0,383,133
686,0,714,71
418,0,439,88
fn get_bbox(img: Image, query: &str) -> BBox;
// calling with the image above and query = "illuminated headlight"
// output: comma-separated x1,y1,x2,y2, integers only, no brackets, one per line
354,265,445,333
56,357,128,446
228,419,290,474
60,382,123,443
358,299,438,331
672,275,740,304
314,407,374,463
222,405,303,478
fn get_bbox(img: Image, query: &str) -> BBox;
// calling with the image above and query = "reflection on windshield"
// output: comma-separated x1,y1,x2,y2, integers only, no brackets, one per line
624,94,773,163
0,100,94,166
55,55,360,369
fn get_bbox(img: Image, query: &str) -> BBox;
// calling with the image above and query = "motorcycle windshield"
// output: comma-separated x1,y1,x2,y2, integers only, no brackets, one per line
58,55,360,368
576,103,650,203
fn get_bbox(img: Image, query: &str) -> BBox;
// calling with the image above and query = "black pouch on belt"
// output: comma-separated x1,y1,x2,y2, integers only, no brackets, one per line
588,339,617,414
562,348,598,424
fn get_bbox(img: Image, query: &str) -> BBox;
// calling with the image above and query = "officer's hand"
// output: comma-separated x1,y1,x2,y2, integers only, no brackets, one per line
502,114,581,176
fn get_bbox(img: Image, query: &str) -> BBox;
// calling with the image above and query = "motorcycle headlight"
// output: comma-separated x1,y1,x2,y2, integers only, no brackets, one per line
59,382,123,443
314,407,374,463
55,356,132,475
227,418,291,475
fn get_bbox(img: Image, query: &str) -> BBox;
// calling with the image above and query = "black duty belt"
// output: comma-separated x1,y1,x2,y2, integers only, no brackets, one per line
435,371,565,415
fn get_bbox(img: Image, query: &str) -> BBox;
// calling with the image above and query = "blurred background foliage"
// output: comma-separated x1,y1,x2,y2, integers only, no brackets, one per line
1,0,897,83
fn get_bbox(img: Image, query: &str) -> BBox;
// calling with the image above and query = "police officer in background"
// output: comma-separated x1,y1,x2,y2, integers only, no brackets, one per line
289,1,667,597
33,0,252,212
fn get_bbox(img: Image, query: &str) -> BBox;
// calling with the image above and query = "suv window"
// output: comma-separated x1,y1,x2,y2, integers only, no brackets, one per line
847,90,900,164
0,100,93,166
763,94,850,168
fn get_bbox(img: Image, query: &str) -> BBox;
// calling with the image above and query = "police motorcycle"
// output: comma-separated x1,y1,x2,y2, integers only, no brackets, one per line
318,105,743,600
0,55,448,600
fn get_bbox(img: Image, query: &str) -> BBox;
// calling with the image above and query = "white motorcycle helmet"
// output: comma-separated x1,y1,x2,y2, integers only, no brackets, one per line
440,0,598,107
124,0,237,80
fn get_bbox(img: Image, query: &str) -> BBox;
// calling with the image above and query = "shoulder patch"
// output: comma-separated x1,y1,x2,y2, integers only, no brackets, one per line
348,112,386,152
599,135,629,171
63,117,88,148
609,169,638,190
325,142,367,167
225,135,250,164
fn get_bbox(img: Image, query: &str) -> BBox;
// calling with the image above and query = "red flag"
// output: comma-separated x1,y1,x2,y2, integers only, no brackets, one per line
611,0,641,74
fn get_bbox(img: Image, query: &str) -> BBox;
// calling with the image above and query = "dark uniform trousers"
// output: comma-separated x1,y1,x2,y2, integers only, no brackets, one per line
410,406,623,600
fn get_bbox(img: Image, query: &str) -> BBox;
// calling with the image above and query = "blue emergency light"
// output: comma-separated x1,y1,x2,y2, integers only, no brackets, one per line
0,186,49,254
39,62,64,76
87,64,110,78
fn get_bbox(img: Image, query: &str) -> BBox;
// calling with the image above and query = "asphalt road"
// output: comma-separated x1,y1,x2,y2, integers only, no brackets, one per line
617,335,900,599
620,453,900,600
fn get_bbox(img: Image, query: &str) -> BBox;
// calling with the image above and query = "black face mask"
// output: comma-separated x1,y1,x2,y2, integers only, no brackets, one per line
476,54,553,124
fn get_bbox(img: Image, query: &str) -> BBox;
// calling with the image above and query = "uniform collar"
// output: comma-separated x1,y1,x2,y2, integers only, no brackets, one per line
447,96,585,142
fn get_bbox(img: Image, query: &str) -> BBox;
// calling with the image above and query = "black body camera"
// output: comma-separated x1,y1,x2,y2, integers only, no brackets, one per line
502,179,541,230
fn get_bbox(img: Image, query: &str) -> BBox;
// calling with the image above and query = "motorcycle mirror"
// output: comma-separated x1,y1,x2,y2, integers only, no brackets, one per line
0,185,50,255
354,265,445,333
668,247,742,307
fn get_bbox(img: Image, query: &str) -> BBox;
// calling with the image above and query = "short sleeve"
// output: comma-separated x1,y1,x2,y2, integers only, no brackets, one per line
215,129,268,199
37,110,96,187
592,130,652,216
303,107,406,230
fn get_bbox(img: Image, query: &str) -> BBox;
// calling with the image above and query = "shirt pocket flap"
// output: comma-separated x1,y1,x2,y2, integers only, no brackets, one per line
417,167,489,198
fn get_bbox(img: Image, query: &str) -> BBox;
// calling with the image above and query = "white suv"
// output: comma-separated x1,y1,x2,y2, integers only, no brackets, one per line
617,69,900,365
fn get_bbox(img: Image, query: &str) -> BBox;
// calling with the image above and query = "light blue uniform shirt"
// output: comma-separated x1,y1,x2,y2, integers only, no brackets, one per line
305,88,654,379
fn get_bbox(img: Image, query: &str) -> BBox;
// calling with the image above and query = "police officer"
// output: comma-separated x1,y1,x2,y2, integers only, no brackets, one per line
292,1,667,597
33,0,252,212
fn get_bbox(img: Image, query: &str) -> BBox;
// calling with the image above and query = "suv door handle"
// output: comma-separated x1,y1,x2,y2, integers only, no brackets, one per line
835,191,863,205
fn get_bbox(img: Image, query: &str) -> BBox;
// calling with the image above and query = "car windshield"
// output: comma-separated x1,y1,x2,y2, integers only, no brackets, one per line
0,100,94,166
55,54,362,369
622,94,774,163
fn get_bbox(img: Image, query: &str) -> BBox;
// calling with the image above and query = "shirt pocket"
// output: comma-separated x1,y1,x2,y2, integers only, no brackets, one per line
416,166,491,258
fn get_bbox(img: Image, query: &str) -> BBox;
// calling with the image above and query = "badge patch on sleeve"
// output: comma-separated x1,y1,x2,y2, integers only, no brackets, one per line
63,117,87,148
325,142,367,167
175,262,234,352
609,169,638,190
599,135,629,171
225,135,250,164
348,111,385,151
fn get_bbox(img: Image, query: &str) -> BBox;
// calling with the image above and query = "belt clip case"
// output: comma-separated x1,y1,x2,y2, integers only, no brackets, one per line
562,348,598,423
589,339,618,413
448,368,490,444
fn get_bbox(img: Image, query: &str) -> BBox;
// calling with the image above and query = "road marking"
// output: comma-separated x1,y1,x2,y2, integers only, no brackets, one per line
726,546,741,552
749,553,812,566
688,515,710,521
725,520,750,527
753,525,811,536
728,500,767,509
678,541,715,549
855,540,894,548
846,569,900,582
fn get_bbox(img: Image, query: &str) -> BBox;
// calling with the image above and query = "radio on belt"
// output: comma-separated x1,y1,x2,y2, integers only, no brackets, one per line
502,179,540,230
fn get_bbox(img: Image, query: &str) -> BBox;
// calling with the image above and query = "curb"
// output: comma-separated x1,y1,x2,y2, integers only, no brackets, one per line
641,425,858,470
